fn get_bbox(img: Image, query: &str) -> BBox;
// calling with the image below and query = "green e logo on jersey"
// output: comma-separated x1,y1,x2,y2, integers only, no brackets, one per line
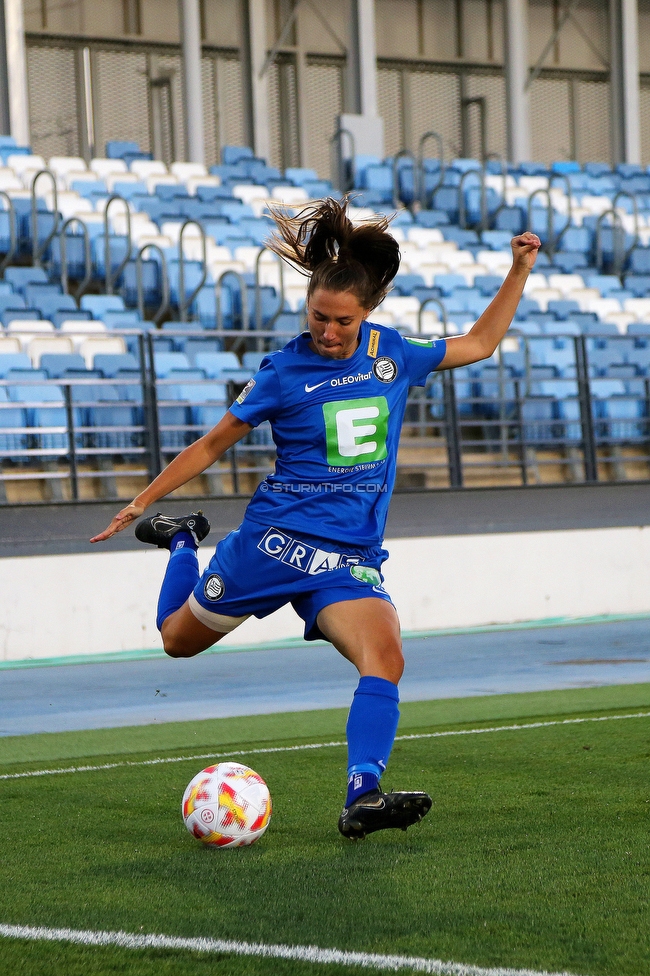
322,396,389,466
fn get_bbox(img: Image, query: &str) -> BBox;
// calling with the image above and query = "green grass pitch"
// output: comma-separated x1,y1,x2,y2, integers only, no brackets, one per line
0,683,649,976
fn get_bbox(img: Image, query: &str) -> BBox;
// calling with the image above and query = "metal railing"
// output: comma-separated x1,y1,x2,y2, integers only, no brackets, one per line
595,192,639,277
0,191,17,277
103,194,132,294
330,127,356,193
527,185,572,260
136,242,170,324
59,216,92,302
3,327,650,503
31,169,59,268
417,131,445,210
177,219,207,322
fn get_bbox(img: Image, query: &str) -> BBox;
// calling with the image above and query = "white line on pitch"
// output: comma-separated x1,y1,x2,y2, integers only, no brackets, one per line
0,923,583,976
1,711,648,783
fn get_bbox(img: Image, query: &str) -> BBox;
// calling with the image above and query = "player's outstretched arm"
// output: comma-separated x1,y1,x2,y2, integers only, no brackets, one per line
437,232,541,370
90,411,252,543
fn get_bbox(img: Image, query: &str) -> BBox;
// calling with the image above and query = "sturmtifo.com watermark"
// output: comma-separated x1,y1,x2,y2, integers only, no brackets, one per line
259,482,388,493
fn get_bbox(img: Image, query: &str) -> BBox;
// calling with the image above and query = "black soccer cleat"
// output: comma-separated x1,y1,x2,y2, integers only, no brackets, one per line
135,511,211,550
338,788,432,840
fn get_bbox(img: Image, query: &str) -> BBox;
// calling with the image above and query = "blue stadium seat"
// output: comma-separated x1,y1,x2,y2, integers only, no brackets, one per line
441,227,480,248
106,140,140,158
284,167,317,185
528,336,576,374
8,382,69,450
176,382,228,433
559,227,591,253
581,321,620,336
81,294,126,317
543,320,581,336
243,351,266,372
23,283,63,305
629,248,650,274
552,161,581,175
415,209,450,228
0,352,31,376
494,206,525,234
52,309,92,329
481,230,512,251
40,354,87,378
516,297,542,318
110,180,148,201
0,294,25,313
93,353,140,377
623,274,650,297
5,267,48,292
451,366,474,417
553,252,590,273
434,274,467,296
475,365,517,419
87,386,138,449
154,351,191,377
584,274,622,296
167,260,208,307
272,312,302,348
194,352,240,378
222,146,255,165
0,385,28,451
1,307,40,326
391,274,426,296
182,338,223,360
547,299,581,320
627,322,650,336
474,275,502,297
34,294,78,320
102,310,143,329
591,378,644,441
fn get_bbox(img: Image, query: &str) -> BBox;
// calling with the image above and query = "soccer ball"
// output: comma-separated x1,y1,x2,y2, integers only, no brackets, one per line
182,761,272,848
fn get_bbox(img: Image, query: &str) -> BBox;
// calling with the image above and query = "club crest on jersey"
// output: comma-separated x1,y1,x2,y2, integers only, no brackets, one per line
204,574,225,601
372,357,398,383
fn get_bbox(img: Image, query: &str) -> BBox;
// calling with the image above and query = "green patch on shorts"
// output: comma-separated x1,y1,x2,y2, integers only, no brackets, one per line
350,564,381,585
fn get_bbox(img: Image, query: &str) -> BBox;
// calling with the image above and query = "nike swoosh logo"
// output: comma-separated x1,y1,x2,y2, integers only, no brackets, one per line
304,380,329,392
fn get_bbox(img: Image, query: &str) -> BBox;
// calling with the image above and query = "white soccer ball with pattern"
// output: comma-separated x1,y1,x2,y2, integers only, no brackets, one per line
182,761,272,848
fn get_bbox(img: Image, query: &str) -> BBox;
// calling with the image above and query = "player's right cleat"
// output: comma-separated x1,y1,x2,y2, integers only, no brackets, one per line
135,512,211,550
338,788,432,840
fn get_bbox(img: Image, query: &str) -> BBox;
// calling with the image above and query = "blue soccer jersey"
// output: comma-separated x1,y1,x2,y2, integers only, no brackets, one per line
229,320,446,547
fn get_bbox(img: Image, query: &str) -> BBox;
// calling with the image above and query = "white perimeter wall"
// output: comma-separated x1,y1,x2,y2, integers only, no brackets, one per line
2,525,650,663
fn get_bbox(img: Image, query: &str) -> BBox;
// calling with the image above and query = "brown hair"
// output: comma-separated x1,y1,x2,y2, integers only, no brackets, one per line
265,197,400,312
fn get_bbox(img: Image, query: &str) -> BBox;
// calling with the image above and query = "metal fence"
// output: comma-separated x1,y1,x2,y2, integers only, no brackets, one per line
3,327,650,504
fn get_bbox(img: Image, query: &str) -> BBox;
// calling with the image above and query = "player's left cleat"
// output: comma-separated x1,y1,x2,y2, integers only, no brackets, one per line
338,788,432,840
135,511,211,549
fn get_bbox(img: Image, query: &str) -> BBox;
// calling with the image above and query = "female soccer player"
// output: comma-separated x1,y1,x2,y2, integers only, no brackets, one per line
92,200,540,839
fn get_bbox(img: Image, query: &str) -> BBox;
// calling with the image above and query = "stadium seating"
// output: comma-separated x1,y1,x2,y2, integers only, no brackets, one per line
3,138,650,496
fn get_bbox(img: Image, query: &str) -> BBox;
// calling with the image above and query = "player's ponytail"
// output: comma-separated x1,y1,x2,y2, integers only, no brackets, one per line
267,197,400,311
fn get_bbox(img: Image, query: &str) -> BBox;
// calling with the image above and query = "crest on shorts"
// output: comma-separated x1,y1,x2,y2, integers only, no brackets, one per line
350,565,381,586
204,574,225,601
372,357,397,383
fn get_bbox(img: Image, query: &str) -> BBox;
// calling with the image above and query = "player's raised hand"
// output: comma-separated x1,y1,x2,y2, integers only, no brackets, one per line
511,232,542,273
90,500,145,543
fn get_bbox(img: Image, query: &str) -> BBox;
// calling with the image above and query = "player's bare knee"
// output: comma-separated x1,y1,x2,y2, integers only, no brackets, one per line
162,635,187,658
388,646,405,683
161,622,189,658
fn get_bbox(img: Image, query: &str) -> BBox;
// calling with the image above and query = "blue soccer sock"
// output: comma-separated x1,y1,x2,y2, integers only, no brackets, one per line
345,675,400,807
156,533,199,631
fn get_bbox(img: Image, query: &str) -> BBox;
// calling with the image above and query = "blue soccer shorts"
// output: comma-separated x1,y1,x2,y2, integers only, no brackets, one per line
188,518,393,641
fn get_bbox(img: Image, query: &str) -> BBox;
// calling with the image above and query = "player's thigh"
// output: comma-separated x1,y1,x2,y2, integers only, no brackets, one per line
161,601,227,658
316,597,403,682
